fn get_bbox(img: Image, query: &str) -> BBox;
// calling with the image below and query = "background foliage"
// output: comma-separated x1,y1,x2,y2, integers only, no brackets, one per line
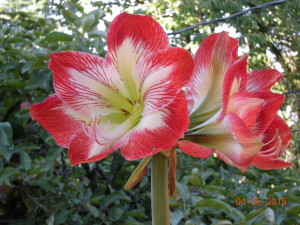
0,0,299,224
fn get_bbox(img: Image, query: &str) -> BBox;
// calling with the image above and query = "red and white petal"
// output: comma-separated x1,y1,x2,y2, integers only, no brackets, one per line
120,91,189,160
227,92,264,130
68,129,119,165
186,113,262,166
188,32,238,115
259,115,291,156
223,113,262,165
30,94,83,148
178,141,215,158
251,155,292,170
216,152,250,172
247,69,282,92
220,57,248,117
107,12,168,65
138,47,194,114
106,13,169,100
49,51,132,116
251,92,284,136
185,88,197,114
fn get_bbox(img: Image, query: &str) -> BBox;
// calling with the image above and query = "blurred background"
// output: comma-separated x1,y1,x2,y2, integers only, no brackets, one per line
0,0,299,224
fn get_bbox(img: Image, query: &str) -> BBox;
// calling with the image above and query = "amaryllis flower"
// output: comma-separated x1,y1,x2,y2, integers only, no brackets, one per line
179,32,292,171
30,13,194,165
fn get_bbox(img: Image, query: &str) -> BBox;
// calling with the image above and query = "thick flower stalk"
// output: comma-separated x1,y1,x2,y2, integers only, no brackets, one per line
30,13,194,165
179,32,292,171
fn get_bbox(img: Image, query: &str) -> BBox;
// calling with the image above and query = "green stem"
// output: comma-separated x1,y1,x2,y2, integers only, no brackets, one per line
151,153,170,225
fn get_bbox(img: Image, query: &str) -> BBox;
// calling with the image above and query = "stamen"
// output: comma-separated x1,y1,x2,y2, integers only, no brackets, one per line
262,130,279,146
259,133,281,156
260,141,279,156
103,104,142,141
82,123,93,139
91,115,111,145
279,140,291,155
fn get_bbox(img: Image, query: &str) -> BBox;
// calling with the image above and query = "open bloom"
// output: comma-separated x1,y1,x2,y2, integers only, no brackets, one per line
30,13,194,165
179,32,292,171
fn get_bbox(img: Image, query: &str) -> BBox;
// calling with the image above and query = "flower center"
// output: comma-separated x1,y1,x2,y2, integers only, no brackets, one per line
83,101,143,145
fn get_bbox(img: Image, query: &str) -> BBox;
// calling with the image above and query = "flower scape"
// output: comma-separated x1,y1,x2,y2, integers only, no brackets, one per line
30,13,291,171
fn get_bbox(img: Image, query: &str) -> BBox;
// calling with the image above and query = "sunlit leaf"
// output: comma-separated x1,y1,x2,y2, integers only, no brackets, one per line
246,207,275,224
82,14,96,32
194,199,233,214
44,32,73,42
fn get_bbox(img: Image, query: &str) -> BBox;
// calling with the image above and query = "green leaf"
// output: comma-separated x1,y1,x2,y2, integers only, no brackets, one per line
246,207,275,224
23,197,36,214
123,222,144,225
44,32,73,42
285,204,300,217
267,186,289,195
91,8,103,19
26,72,50,89
0,167,20,184
13,143,40,152
185,174,202,188
21,61,32,73
170,209,184,225
30,59,45,70
82,14,96,32
88,30,107,38
102,191,131,208
2,80,26,88
176,181,190,201
36,177,60,193
194,199,232,214
203,185,223,192
259,188,269,199
124,209,146,218
285,193,300,203
0,122,12,145
0,143,18,161
21,151,31,171
212,220,232,225
46,215,55,225
0,62,18,71
108,207,124,221
45,147,64,166
44,146,64,169
54,209,70,225
244,168,259,179
86,203,100,218
0,122,14,160
7,37,26,44
228,207,246,224
62,9,77,22
286,186,300,195
185,220,197,225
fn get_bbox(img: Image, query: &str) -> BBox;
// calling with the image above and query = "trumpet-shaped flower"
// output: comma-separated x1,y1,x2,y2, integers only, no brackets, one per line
179,32,292,171
30,13,194,165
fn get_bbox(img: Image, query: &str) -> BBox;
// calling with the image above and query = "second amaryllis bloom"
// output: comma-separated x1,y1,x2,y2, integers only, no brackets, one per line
30,13,194,165
179,32,292,171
